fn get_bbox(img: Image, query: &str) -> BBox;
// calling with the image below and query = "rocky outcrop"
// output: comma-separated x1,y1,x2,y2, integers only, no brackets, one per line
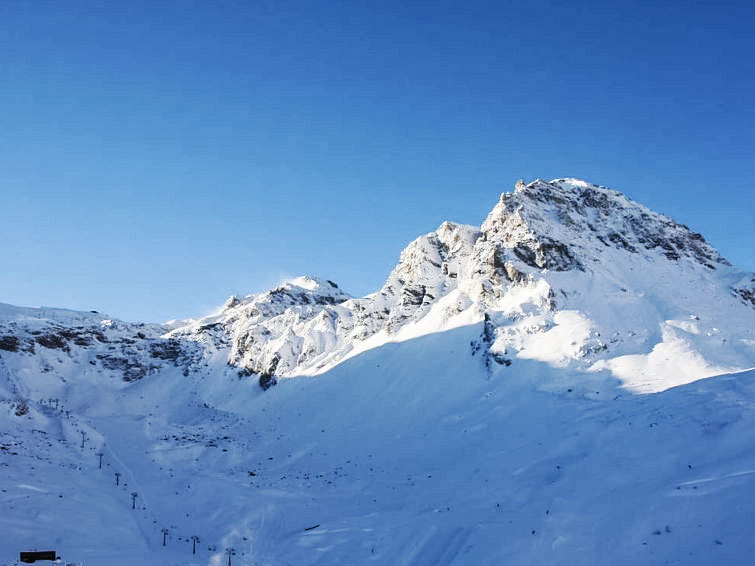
733,275,755,307
475,178,728,276
0,308,198,382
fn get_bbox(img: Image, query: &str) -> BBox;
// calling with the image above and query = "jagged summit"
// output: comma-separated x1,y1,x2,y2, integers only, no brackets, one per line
220,275,350,313
482,178,727,274
1,178,753,394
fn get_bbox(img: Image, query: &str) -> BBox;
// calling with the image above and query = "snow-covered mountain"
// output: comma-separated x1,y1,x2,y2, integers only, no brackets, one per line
162,177,755,391
6,178,751,393
2,178,754,565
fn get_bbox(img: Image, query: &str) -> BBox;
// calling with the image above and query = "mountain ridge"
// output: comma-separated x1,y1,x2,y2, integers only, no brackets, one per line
1,178,753,396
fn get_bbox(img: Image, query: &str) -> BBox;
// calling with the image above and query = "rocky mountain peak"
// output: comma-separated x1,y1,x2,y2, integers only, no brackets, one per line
383,221,480,289
478,178,728,276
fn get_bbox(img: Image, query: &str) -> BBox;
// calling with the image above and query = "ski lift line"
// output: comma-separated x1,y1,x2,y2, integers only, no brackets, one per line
88,425,166,550
92,420,213,556
65,414,216,559
9,401,211,562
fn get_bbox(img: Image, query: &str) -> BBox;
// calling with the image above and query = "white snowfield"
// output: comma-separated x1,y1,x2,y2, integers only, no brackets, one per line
1,178,754,565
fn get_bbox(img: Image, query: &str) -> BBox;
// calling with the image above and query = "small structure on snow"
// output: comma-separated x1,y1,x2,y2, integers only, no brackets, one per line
19,550,58,563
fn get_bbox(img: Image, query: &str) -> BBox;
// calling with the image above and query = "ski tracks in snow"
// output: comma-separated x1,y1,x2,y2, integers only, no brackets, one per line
396,524,471,566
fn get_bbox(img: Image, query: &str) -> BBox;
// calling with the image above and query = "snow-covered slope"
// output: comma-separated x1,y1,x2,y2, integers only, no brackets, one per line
1,177,755,565
3,326,755,565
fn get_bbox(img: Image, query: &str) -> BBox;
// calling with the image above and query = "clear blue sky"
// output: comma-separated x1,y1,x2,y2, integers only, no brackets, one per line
1,1,753,322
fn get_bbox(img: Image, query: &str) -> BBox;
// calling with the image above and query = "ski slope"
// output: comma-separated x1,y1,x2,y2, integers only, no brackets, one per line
3,323,755,565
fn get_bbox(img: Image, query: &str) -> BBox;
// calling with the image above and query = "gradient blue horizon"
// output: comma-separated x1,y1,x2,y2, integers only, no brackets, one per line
1,1,753,322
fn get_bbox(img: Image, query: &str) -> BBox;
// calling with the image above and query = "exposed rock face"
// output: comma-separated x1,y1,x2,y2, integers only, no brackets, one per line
0,306,199,383
475,178,727,277
0,335,34,353
369,220,481,333
733,275,755,307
